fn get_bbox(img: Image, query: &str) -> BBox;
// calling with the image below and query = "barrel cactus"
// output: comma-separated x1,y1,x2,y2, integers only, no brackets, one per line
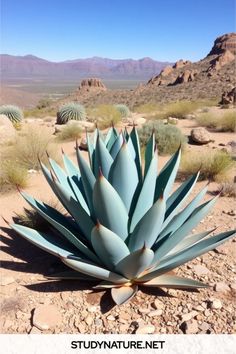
56,103,86,124
0,105,23,123
114,104,130,118
9,126,235,305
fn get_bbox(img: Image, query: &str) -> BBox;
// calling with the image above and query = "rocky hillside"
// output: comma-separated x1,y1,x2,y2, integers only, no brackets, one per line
69,33,235,108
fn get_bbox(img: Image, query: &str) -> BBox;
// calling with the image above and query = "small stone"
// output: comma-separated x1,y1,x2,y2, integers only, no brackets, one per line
119,324,130,332
94,318,103,326
85,316,93,326
181,311,198,322
87,306,98,313
138,307,150,314
136,324,155,334
193,265,209,276
107,315,116,321
28,169,37,174
230,283,236,291
204,309,211,317
76,323,86,333
0,276,15,286
118,311,131,321
32,305,62,331
148,309,163,317
30,326,42,334
181,320,199,334
209,299,222,309
199,322,210,332
153,299,164,310
214,282,231,293
193,305,205,312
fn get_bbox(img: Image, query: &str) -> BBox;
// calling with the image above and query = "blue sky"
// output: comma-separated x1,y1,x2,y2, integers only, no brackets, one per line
1,0,235,62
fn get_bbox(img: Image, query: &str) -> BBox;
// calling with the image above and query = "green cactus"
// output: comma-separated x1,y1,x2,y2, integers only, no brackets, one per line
56,102,86,124
9,126,235,305
114,104,130,118
0,105,23,123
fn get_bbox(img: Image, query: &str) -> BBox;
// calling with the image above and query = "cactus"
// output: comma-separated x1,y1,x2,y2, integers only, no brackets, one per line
56,103,86,124
0,105,23,123
114,104,130,118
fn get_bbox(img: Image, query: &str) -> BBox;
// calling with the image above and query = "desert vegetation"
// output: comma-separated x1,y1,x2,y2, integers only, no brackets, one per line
196,111,236,132
55,122,82,141
87,104,122,128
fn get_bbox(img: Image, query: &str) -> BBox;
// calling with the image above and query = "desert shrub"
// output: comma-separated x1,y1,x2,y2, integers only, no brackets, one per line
114,104,130,118
197,111,236,132
133,103,161,114
88,104,122,129
36,98,51,109
56,123,82,141
24,107,57,118
56,102,86,124
0,160,28,193
3,126,59,170
162,100,200,118
218,182,236,197
179,150,234,181
138,120,187,155
0,105,23,123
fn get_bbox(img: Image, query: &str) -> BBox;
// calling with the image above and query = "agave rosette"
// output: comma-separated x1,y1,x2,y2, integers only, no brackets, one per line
10,126,235,305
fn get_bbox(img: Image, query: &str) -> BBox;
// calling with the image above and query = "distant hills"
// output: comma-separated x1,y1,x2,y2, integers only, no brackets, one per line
0,54,172,80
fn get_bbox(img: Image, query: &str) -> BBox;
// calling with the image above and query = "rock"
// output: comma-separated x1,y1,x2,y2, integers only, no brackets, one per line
87,305,98,313
79,137,88,150
153,299,165,310
209,299,222,309
85,316,93,326
78,78,106,90
185,114,196,119
67,120,95,131
30,326,42,334
193,264,210,276
230,283,236,291
180,311,198,322
173,59,191,69
180,320,199,334
208,33,236,56
208,50,235,72
0,114,16,144
199,322,211,332
0,276,15,286
28,169,38,174
161,65,173,76
136,324,155,334
174,69,198,84
148,309,163,317
214,282,231,293
32,305,62,331
220,87,236,105
191,127,212,144
107,315,116,321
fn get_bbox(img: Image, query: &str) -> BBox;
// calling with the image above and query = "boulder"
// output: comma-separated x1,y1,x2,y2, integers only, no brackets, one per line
219,87,236,105
208,33,236,56
191,128,212,144
173,59,191,69
174,69,198,84
208,50,235,72
0,114,16,144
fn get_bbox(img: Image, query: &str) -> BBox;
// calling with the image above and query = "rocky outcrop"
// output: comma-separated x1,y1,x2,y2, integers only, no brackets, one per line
191,128,212,144
78,78,106,91
174,69,198,84
208,33,236,56
207,50,235,73
220,87,236,105
173,59,191,69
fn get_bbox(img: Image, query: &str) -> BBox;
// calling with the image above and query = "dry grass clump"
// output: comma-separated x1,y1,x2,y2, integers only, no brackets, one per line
218,182,236,198
88,104,122,129
133,103,162,114
138,120,187,155
0,160,28,193
161,100,201,118
179,150,234,181
24,107,56,119
56,123,82,141
196,111,236,132
2,126,59,170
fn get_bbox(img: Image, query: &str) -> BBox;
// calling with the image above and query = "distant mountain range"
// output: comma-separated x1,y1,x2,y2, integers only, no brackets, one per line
0,54,172,80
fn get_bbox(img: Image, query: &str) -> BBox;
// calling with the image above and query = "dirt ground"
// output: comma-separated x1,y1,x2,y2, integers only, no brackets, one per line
0,115,235,334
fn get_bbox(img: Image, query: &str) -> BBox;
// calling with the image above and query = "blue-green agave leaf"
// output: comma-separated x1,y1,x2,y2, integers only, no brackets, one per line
105,126,119,151
94,135,113,179
130,151,158,232
91,223,130,270
153,195,218,261
110,132,123,159
159,183,208,240
111,285,138,305
140,274,208,288
10,224,76,258
116,246,154,279
46,271,98,281
154,147,181,202
93,173,129,240
128,196,166,251
62,257,128,284
85,131,94,168
130,126,142,180
109,142,139,211
62,151,81,178
144,132,155,178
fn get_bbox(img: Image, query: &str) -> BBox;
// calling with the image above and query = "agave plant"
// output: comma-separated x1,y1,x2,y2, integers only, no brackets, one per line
0,104,23,123
56,103,86,124
9,126,235,305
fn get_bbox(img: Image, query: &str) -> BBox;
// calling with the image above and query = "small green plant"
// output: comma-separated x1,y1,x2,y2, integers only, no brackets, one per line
139,121,187,155
197,111,236,132
0,105,23,123
56,123,82,142
8,126,235,305
179,150,234,181
3,126,59,170
56,103,86,124
114,104,130,118
0,161,28,193
88,105,122,129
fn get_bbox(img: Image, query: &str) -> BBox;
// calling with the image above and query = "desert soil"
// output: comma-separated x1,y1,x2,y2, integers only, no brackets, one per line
0,116,235,335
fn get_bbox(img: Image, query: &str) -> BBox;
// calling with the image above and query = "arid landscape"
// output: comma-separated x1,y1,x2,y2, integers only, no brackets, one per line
0,31,235,336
